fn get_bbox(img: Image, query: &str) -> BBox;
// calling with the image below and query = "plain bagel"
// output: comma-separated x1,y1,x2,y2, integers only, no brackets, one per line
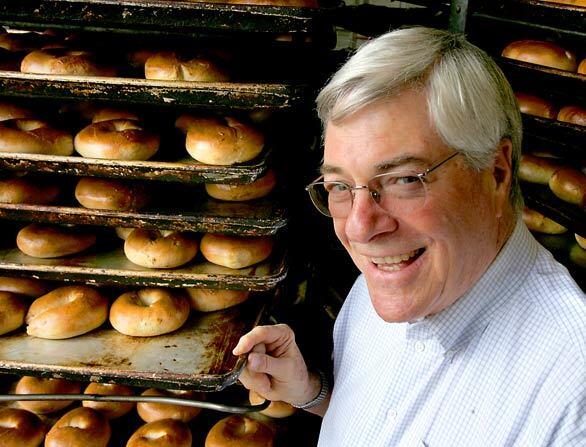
557,105,586,126
0,276,51,297
0,119,73,155
518,154,560,185
184,288,250,312
0,102,35,122
75,177,150,211
249,390,296,419
16,223,96,258
109,288,190,337
177,115,264,165
82,382,135,419
20,49,116,77
0,408,46,447
145,52,229,82
549,167,586,206
136,388,202,423
205,415,274,447
515,92,557,119
124,229,199,269
200,233,273,269
15,376,81,414
126,419,192,447
0,291,28,335
74,119,160,160
502,40,578,71
522,207,567,234
45,407,111,447
0,175,61,205
205,169,276,201
26,285,109,339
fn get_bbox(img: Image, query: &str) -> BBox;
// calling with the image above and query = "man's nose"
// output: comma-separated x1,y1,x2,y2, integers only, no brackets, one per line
343,188,398,243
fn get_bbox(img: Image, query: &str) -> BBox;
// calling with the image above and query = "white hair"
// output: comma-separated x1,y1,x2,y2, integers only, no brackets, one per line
317,27,523,208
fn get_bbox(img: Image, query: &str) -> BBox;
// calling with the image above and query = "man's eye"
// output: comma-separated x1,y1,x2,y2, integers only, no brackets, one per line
325,183,349,193
395,175,419,185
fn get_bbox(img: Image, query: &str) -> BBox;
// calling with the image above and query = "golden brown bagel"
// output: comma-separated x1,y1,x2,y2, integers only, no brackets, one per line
200,234,273,269
184,288,249,312
177,115,264,165
126,419,192,447
549,167,586,206
109,288,190,337
557,105,586,126
20,49,116,76
575,233,586,249
145,52,229,82
15,376,80,414
26,285,108,339
515,92,557,119
205,415,274,447
502,40,578,72
45,407,111,447
522,207,567,234
91,108,140,123
205,169,276,201
0,276,51,297
518,154,560,185
249,390,296,418
578,58,586,74
541,0,586,6
0,408,45,447
124,229,199,269
0,291,27,335
82,383,135,419
16,223,96,258
0,176,61,205
0,102,35,122
115,227,135,240
0,119,73,155
75,177,150,211
136,388,202,423
74,119,160,160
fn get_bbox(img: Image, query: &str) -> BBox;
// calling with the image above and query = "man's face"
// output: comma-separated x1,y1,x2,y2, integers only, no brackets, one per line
323,90,511,322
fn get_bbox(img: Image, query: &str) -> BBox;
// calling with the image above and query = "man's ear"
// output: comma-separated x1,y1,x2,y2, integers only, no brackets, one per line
492,138,513,217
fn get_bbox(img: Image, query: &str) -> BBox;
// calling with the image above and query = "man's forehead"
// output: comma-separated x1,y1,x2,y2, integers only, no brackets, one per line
320,155,432,175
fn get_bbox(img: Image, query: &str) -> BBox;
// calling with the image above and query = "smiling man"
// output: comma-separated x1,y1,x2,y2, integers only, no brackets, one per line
233,27,585,446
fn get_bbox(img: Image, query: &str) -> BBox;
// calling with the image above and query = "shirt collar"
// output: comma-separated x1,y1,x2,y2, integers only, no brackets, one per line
406,219,539,352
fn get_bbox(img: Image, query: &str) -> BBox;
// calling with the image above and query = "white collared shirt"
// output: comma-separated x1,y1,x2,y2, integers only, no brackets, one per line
319,221,585,446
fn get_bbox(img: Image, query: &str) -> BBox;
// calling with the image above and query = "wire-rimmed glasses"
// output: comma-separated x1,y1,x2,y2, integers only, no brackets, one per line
305,152,459,218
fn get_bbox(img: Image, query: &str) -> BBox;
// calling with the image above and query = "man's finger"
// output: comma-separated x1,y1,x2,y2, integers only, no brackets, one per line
232,324,291,355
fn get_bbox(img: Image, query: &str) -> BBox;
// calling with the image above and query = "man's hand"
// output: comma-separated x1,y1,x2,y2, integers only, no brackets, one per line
232,324,322,409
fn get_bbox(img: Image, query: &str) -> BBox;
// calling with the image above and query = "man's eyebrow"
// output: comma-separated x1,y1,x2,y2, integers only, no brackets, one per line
320,155,427,175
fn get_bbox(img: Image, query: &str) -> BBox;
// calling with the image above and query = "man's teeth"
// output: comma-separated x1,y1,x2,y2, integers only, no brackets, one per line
371,249,420,266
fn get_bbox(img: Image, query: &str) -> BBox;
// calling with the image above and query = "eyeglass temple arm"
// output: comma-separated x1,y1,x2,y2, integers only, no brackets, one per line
419,152,460,180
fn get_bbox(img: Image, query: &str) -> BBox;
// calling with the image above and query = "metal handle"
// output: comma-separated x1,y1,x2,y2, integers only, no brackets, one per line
0,393,270,414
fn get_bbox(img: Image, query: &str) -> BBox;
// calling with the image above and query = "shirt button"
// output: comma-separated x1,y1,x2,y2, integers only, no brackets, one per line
387,408,398,421
414,341,425,352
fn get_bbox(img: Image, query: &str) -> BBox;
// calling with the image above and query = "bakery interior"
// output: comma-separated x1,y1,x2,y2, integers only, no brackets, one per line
0,0,583,445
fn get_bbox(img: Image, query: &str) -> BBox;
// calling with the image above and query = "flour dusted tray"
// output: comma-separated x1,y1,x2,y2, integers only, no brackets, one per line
0,293,271,391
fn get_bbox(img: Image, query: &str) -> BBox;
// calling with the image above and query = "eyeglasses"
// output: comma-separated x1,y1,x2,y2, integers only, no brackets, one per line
305,152,460,218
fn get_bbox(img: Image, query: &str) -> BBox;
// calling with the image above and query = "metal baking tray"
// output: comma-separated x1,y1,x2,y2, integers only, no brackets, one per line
0,198,287,236
0,72,307,110
0,151,270,184
522,115,585,157
0,247,287,290
471,0,586,37
521,182,586,238
0,0,323,35
0,292,271,391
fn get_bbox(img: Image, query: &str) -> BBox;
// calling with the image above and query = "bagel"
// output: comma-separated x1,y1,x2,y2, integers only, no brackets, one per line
75,177,150,211
205,415,274,447
26,285,109,339
0,276,51,297
185,288,249,312
518,154,560,185
0,102,35,122
0,291,27,335
15,376,81,414
576,233,586,249
126,419,192,447
557,105,586,126
0,176,61,205
115,227,135,240
91,108,140,123
522,207,567,234
16,223,96,258
74,119,160,160
200,234,273,269
124,229,198,269
0,119,73,155
82,382,135,419
515,92,557,119
145,52,229,82
549,167,586,206
45,407,111,447
109,288,190,337
249,390,296,418
578,58,586,74
0,408,45,447
137,388,202,423
21,49,116,77
502,40,578,72
205,169,276,201
179,116,264,165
